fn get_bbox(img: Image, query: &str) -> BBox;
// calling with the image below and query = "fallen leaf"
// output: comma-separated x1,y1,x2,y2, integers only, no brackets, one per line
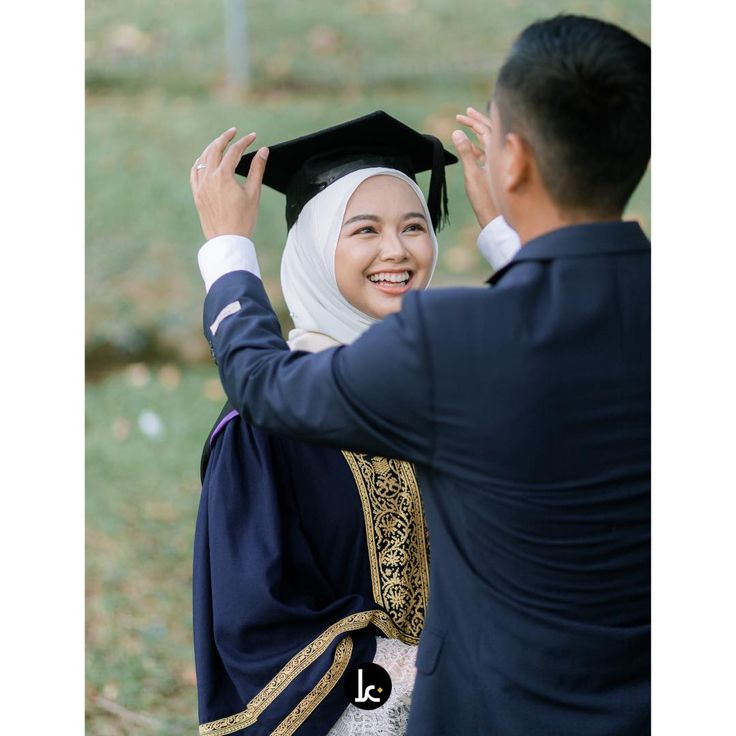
102,681,119,700
204,379,226,402
180,665,198,686
158,364,181,390
126,363,151,388
111,417,131,442
308,26,340,56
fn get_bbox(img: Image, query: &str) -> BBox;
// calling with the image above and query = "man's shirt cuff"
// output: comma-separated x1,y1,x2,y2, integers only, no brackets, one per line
197,234,262,292
476,216,521,271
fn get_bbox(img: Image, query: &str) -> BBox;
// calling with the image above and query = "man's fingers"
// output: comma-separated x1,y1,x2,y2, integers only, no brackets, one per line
192,149,208,178
244,147,270,196
221,132,257,173
456,113,492,146
465,106,492,128
451,130,484,168
203,127,238,168
451,129,472,160
190,150,209,194
467,139,484,163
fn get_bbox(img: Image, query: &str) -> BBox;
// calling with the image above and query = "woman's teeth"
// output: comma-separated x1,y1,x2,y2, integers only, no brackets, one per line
368,271,410,284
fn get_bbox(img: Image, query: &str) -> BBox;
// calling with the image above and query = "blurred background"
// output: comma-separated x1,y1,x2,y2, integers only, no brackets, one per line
85,1,650,733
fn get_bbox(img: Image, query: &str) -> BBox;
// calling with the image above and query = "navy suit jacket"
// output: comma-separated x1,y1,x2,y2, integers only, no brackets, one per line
204,221,651,736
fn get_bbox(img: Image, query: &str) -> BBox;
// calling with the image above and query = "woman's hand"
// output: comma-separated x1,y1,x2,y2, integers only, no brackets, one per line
190,128,269,240
452,107,499,229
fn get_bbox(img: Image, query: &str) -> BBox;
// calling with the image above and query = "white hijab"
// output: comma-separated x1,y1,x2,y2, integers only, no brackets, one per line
281,167,439,349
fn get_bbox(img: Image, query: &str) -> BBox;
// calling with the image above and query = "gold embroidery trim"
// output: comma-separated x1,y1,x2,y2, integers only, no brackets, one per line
198,609,401,736
341,452,430,644
271,635,353,736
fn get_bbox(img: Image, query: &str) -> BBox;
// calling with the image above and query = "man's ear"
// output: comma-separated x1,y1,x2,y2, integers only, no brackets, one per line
503,132,532,193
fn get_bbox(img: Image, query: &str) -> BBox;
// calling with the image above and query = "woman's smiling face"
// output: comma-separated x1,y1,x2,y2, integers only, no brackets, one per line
334,175,435,319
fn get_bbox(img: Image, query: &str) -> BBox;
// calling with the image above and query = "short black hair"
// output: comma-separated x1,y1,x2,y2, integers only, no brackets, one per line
495,14,650,216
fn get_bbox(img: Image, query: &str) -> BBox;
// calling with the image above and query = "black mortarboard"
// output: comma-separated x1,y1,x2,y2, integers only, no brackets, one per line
235,111,457,231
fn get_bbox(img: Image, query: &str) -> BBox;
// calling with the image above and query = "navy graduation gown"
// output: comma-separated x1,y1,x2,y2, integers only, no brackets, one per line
193,411,430,736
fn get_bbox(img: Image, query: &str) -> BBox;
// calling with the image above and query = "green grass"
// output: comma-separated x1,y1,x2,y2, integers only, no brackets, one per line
86,364,226,734
86,0,650,732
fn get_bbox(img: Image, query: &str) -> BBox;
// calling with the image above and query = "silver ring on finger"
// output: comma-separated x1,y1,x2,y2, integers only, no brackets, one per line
195,162,207,170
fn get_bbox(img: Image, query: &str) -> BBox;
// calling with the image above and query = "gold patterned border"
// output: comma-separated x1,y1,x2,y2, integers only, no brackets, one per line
341,452,430,644
199,609,401,736
272,636,353,736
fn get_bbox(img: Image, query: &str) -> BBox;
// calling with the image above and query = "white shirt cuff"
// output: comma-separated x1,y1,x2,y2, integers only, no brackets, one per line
197,235,262,292
477,216,521,271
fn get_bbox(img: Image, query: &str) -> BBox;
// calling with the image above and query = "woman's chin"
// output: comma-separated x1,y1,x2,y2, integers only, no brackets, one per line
363,292,406,320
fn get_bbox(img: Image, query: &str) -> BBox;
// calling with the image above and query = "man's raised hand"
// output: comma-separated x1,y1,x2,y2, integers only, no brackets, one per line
190,128,269,241
452,107,499,229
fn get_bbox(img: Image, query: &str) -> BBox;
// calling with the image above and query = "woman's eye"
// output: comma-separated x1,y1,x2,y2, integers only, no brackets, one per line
354,226,377,235
404,223,425,233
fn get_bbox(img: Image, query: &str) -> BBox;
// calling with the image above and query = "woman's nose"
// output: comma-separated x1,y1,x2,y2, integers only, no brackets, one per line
378,231,409,260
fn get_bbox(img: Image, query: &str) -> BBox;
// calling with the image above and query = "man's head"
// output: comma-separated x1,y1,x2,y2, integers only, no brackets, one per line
488,15,650,231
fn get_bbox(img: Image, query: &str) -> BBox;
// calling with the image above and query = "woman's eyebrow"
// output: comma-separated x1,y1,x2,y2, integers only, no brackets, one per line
342,211,427,228
342,214,380,227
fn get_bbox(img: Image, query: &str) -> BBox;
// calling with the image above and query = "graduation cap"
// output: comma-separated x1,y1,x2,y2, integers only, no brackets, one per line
235,111,457,231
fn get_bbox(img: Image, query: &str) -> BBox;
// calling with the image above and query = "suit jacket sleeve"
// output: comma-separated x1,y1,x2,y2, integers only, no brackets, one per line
204,269,435,464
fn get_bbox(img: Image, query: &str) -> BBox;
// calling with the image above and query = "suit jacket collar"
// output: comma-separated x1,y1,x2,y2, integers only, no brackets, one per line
488,220,650,285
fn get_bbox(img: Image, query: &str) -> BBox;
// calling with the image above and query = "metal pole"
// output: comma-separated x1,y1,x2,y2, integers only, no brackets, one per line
223,0,250,91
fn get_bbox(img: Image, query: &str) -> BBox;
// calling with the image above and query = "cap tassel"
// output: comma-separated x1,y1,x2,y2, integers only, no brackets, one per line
425,134,450,231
